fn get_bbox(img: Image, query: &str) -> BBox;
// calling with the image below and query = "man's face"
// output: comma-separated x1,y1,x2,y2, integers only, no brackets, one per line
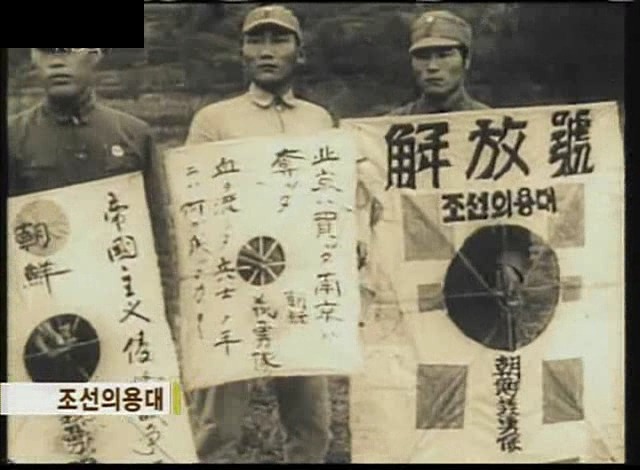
411,46,467,98
32,49,100,99
242,25,299,89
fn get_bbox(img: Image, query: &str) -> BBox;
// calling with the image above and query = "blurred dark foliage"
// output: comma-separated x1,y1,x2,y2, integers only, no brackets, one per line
8,3,624,149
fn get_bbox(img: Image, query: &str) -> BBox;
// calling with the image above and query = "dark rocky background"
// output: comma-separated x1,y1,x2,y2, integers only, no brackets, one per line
6,2,625,463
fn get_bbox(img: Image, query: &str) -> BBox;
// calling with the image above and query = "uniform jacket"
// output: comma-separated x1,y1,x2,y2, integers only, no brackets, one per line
8,94,175,332
388,89,490,116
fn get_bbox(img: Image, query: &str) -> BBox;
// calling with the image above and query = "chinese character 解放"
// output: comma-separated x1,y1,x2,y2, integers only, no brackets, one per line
467,117,529,180
385,122,451,190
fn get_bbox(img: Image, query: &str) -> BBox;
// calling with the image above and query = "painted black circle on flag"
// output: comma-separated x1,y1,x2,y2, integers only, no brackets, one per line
23,314,100,382
443,225,560,352
237,236,286,286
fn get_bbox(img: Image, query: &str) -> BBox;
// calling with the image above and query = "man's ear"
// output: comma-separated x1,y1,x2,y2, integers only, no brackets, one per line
464,51,472,71
296,45,307,66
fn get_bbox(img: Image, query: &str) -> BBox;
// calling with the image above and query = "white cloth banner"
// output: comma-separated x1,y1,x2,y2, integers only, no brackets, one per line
164,129,362,390
342,102,624,463
7,173,197,463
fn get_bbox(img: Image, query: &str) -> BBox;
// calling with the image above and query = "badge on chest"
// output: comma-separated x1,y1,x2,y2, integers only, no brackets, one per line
104,141,141,174
110,144,125,158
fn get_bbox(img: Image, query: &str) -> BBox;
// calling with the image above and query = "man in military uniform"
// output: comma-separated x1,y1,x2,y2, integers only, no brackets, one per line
8,48,173,341
184,6,333,464
389,10,490,115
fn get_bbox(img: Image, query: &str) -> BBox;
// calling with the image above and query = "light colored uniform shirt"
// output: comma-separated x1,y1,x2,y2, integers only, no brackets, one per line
182,83,336,442
186,82,334,144
176,82,335,345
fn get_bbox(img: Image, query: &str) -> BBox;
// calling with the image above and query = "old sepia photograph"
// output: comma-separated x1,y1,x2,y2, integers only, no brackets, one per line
4,1,626,464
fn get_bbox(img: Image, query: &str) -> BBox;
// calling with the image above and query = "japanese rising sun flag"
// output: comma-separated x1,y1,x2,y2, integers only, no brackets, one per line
7,173,197,463
164,129,362,390
342,102,624,463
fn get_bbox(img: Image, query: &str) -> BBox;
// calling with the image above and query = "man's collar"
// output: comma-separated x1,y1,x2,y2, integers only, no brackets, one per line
248,82,297,109
416,87,469,114
43,89,97,125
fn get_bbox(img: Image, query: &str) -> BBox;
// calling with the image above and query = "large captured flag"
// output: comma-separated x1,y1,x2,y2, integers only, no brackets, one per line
164,129,362,390
7,173,197,463
342,102,624,463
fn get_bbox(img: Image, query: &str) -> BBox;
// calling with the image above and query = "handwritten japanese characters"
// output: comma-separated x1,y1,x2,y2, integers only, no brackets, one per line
494,355,522,453
165,130,362,389
342,102,624,463
8,174,197,463
60,415,97,462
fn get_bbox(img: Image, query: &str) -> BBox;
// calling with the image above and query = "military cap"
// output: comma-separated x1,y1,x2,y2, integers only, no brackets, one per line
242,5,302,41
409,10,472,53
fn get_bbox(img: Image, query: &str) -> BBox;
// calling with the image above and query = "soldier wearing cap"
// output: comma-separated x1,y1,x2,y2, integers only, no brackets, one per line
9,49,164,195
184,5,333,464
389,10,490,115
8,49,173,318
